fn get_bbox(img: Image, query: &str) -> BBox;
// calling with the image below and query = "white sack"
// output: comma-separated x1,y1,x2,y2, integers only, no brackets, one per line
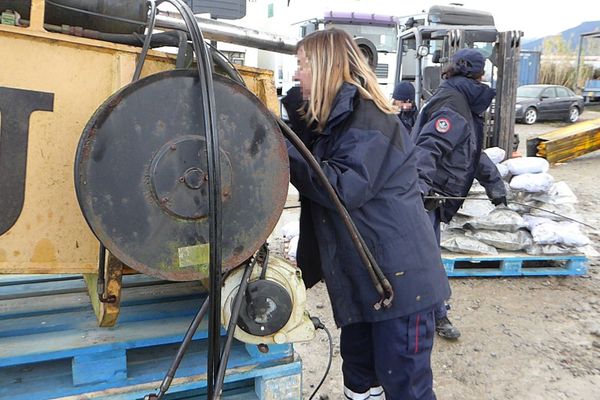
502,157,549,175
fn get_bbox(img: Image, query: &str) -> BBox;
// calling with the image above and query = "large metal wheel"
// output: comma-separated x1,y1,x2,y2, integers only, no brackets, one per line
75,70,289,281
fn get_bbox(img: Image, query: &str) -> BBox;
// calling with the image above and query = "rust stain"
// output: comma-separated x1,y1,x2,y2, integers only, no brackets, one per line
48,211,53,219
0,249,6,262
36,214,43,223
30,239,58,262
26,223,31,230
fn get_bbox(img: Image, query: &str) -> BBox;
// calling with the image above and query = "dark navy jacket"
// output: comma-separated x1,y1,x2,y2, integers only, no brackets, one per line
411,76,506,223
398,106,418,132
282,84,451,327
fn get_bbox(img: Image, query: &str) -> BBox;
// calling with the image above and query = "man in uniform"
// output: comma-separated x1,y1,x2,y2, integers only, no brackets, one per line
392,81,419,132
411,48,506,340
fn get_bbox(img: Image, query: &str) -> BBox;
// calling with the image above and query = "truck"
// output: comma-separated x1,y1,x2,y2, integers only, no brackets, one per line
297,11,399,97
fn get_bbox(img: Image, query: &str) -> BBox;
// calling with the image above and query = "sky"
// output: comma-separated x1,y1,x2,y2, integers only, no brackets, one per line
276,0,600,40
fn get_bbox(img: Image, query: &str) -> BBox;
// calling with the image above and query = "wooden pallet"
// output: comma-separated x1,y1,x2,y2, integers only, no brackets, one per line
442,252,588,277
0,275,302,400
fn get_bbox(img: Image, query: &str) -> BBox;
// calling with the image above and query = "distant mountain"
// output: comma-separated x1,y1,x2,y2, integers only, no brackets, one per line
522,20,600,51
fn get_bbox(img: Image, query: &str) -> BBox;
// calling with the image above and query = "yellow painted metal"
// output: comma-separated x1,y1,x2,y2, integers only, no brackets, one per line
529,118,600,163
0,6,279,275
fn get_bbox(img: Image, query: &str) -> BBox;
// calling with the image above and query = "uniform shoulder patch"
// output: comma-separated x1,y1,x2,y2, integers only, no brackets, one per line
434,117,451,133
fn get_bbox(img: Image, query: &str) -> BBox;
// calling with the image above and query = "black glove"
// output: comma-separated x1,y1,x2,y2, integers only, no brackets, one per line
491,196,507,207
423,192,444,211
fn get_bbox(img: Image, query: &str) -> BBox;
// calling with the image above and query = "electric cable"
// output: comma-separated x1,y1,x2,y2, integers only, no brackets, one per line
423,195,597,230
308,317,333,400
45,0,148,27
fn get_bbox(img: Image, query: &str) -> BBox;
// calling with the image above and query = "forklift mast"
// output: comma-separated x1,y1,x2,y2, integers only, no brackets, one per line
395,25,522,155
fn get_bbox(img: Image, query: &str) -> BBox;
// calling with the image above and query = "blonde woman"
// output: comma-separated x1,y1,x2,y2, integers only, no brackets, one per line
282,28,450,399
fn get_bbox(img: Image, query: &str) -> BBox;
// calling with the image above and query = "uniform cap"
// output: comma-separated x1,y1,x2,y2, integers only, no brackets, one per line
450,48,485,77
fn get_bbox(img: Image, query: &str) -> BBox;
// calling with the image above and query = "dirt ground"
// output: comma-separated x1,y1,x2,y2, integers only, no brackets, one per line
285,106,600,399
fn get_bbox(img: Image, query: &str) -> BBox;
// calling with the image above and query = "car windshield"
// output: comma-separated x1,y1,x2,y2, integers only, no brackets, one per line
517,86,543,98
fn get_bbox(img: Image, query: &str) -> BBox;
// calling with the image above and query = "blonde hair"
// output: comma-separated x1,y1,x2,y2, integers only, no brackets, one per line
298,28,395,132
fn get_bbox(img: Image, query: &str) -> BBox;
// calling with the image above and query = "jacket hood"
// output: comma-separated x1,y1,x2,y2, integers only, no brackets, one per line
441,76,496,115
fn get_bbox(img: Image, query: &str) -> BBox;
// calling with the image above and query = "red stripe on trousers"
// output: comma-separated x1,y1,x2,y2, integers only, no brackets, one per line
415,314,420,354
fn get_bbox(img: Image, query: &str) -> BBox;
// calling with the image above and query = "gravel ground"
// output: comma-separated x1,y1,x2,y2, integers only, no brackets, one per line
278,106,600,399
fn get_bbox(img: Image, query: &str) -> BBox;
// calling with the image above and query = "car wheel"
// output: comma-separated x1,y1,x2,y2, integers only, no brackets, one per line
567,106,579,123
523,107,537,125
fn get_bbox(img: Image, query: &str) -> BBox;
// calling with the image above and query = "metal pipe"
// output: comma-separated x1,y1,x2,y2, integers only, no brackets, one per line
154,13,298,54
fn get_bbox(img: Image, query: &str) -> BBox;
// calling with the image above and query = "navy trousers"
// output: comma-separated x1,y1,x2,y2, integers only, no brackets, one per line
427,209,449,320
340,308,437,400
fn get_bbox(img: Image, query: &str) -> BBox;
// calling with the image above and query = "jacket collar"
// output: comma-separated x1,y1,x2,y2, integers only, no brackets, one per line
441,76,496,116
322,83,358,134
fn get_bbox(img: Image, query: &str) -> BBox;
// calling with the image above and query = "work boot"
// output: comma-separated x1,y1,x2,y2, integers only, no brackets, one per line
435,316,461,339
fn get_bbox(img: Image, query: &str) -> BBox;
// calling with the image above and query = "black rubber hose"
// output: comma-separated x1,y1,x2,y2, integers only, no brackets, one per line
132,0,158,81
162,2,223,398
213,260,256,397
151,296,211,399
206,43,247,87
275,119,394,309
45,0,147,27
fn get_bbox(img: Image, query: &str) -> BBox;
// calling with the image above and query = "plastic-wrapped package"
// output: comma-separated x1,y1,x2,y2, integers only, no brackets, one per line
502,157,549,175
525,181,578,205
504,181,515,200
457,198,495,218
281,220,300,238
467,229,533,251
441,230,498,255
444,215,472,230
525,243,579,255
287,235,299,261
484,147,506,164
464,209,527,232
496,163,510,179
469,180,486,195
522,214,554,230
510,173,554,193
530,221,590,247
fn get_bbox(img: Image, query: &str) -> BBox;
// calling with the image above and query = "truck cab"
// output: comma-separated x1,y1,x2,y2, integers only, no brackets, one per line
298,11,399,98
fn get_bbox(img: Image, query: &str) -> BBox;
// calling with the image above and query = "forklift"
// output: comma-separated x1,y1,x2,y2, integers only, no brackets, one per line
394,22,522,155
